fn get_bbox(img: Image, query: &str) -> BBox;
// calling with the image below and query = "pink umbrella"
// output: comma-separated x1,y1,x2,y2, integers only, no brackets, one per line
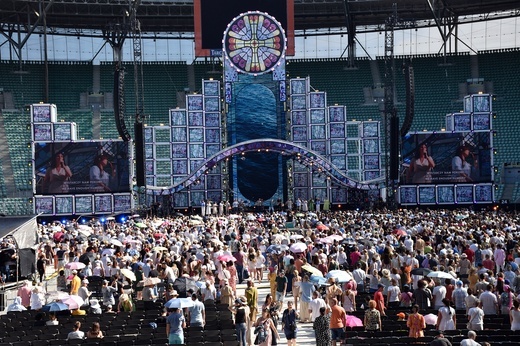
345,315,363,327
393,228,407,237
318,236,334,244
64,262,86,270
423,313,438,325
61,295,85,310
316,224,329,231
218,254,236,262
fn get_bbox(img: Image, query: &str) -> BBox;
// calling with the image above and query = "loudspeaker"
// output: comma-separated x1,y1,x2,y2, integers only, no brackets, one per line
390,115,400,181
134,122,146,187
401,63,415,136
114,66,131,141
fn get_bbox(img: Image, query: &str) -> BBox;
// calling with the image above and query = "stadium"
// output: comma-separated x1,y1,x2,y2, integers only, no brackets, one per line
1,2,520,345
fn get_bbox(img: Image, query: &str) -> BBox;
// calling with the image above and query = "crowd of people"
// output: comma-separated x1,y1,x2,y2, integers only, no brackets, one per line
5,206,520,345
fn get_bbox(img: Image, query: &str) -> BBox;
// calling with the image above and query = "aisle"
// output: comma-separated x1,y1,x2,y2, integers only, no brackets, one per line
236,282,317,346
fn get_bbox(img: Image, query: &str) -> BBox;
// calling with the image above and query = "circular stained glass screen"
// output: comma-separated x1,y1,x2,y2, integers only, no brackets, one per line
223,11,286,75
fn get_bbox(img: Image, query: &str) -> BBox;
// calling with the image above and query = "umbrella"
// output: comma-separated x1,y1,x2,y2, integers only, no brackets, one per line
427,271,455,280
61,295,85,310
301,264,323,277
295,213,305,217
326,270,352,283
120,268,137,282
424,313,438,325
411,268,432,276
101,248,115,257
106,216,115,221
45,291,70,301
289,234,304,240
328,234,343,242
246,214,256,221
164,297,194,309
173,277,200,298
153,246,169,252
318,237,334,244
138,277,162,287
65,262,86,270
308,212,317,217
290,243,307,253
257,217,266,222
135,222,147,228
217,254,236,262
42,302,69,312
309,275,328,286
345,315,363,328
109,238,124,247
189,219,203,226
191,215,203,220
316,224,329,231
266,244,288,254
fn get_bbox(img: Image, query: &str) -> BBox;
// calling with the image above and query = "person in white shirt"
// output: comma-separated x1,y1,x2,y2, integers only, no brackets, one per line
460,330,482,346
479,284,498,315
467,300,485,331
432,281,447,309
352,263,367,292
387,279,401,309
308,290,328,322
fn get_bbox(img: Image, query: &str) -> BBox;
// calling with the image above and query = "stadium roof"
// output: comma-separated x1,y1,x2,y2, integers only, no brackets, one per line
0,0,519,35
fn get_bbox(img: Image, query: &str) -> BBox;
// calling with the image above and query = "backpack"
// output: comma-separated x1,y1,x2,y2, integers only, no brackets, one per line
254,322,268,345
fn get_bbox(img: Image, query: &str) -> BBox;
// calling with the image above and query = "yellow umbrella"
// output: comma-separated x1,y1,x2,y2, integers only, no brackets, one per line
301,264,323,277
120,268,137,282
153,246,169,252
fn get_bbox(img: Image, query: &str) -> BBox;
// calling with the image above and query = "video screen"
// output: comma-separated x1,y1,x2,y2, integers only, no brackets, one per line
34,141,131,195
401,131,492,185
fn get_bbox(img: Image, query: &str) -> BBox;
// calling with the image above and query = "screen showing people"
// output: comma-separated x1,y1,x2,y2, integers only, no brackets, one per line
35,141,131,195
402,132,492,184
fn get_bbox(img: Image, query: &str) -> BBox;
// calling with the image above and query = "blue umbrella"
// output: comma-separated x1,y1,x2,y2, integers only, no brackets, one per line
42,302,69,312
309,275,328,286
267,244,288,254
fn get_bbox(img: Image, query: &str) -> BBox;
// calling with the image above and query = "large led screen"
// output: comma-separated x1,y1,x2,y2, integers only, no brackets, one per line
34,141,131,195
401,131,492,185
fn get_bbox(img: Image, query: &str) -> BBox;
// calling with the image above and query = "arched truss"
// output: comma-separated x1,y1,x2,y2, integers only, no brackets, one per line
144,138,384,195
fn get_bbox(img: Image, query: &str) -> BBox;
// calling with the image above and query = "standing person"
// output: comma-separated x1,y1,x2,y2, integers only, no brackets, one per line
220,279,234,308
36,254,47,283
407,144,435,183
386,279,401,309
413,280,433,310
329,298,346,346
292,269,301,311
436,298,456,331
407,304,426,338
188,293,206,328
282,301,299,346
166,306,186,345
309,290,328,322
78,279,91,306
254,308,280,346
230,298,249,346
342,282,356,313
275,271,288,309
479,284,498,316
510,299,520,331
467,300,485,331
374,283,387,317
313,307,331,346
245,279,259,328
299,274,315,323
364,300,382,333
325,278,342,306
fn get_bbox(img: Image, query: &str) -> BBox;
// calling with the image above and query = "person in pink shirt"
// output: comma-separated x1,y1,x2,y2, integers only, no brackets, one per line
350,247,361,267
494,244,506,273
17,280,32,308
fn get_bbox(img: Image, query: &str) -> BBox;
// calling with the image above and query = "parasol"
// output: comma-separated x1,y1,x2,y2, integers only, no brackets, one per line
345,315,363,327
173,277,200,298
61,295,85,310
326,270,352,283
217,254,236,262
138,277,162,287
301,264,323,277
289,242,307,254
42,302,69,312
65,262,86,270
427,271,455,280
164,297,194,309
411,268,432,276
120,268,137,282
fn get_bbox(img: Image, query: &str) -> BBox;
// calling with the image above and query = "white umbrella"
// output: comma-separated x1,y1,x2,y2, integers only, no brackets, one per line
101,248,115,257
289,242,307,253
109,238,124,247
65,262,86,270
326,270,352,283
302,264,323,277
289,234,304,240
427,271,455,280
138,277,162,287
246,214,256,221
120,268,137,282
164,297,194,309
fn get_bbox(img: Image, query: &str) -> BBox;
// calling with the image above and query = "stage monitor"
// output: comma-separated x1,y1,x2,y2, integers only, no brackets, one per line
194,0,294,57
34,140,132,195
401,131,493,185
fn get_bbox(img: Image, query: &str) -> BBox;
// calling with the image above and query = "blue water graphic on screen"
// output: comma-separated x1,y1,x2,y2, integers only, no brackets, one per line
235,84,278,201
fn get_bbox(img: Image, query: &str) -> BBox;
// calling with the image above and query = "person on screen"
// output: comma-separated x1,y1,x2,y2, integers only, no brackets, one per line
407,144,435,184
90,154,115,192
452,144,478,182
43,153,73,193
